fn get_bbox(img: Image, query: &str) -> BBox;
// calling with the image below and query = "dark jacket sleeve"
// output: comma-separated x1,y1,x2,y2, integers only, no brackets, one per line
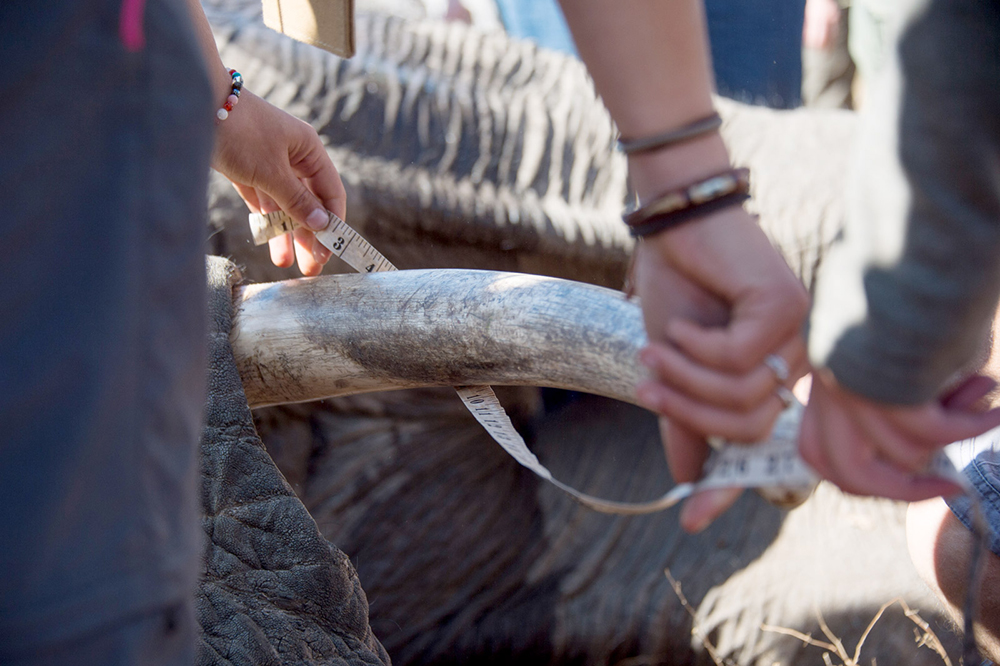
808,0,1000,404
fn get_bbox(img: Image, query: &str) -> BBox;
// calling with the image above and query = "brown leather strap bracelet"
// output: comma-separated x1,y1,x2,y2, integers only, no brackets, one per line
624,168,751,238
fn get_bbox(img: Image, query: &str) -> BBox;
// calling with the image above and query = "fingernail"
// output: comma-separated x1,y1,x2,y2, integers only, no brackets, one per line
314,240,332,262
680,502,710,534
638,348,656,369
305,209,330,231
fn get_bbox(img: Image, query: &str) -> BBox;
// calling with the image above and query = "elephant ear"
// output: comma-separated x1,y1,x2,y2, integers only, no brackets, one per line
197,256,389,666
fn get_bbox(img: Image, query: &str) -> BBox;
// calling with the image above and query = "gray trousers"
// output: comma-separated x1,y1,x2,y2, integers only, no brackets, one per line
4,604,197,666
0,0,214,661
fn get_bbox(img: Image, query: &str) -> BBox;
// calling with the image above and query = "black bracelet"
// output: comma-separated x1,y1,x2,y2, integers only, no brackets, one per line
617,113,723,155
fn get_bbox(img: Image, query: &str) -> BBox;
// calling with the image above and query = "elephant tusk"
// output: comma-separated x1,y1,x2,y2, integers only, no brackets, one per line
232,268,824,511
232,269,647,409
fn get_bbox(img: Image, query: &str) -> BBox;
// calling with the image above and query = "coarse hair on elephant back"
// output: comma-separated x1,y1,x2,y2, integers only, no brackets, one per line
204,0,631,287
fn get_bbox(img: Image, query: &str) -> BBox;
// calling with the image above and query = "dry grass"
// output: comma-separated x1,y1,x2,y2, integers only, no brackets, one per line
660,569,953,666
664,569,738,666
760,598,952,666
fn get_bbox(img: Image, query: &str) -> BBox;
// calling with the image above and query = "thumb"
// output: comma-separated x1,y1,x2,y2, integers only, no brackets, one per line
264,173,330,232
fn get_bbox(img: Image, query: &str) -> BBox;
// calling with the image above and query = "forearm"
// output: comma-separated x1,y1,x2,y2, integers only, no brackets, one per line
558,0,731,203
183,0,232,103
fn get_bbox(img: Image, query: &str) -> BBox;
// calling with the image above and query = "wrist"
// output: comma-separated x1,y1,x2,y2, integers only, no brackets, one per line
628,131,733,205
638,203,763,284
213,69,244,122
210,65,235,105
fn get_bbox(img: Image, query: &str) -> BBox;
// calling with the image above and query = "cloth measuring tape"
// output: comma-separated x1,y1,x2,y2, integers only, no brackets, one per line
247,209,967,514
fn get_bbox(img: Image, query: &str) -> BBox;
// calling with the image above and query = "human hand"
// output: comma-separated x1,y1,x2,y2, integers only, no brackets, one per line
803,0,841,50
633,204,810,531
212,90,346,276
800,370,1000,501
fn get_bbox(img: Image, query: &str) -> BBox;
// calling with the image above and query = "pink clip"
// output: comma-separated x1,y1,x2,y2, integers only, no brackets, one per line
119,0,147,53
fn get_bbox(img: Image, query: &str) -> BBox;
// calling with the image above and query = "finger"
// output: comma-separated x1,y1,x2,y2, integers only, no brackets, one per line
233,181,297,268
639,342,782,411
891,404,1000,448
259,166,330,232
822,396,993,476
661,417,711,484
807,383,877,493
835,455,962,502
310,232,332,265
256,189,280,214
232,182,262,213
293,227,325,276
292,177,334,267
263,182,332,270
679,486,744,533
940,374,998,410
798,398,835,480
667,314,807,376
763,338,811,397
851,407,936,473
250,188,295,268
637,379,784,442
812,392,961,500
764,337,810,390
269,233,295,268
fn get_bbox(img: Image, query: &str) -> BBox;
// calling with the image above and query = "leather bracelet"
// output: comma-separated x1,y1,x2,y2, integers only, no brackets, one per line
617,113,722,155
624,168,750,238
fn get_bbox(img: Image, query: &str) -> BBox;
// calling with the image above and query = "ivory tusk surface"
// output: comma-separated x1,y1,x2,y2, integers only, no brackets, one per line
232,269,647,408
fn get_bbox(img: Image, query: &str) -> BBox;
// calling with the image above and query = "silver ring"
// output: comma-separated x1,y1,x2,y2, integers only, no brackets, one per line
776,386,795,409
765,354,790,383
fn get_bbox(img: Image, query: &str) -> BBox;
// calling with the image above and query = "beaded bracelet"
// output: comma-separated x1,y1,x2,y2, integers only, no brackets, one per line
624,168,750,238
216,68,244,122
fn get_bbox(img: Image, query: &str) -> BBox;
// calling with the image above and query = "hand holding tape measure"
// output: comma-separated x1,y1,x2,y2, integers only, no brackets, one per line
248,209,967,516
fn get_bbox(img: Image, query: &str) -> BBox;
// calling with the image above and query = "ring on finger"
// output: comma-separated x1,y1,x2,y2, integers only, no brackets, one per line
776,386,795,409
765,354,790,384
